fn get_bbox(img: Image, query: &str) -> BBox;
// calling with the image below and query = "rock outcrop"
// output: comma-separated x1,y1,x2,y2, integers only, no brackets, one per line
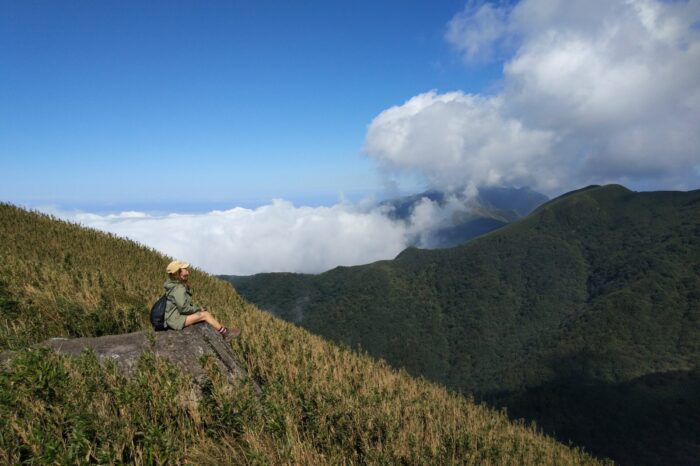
3,324,259,393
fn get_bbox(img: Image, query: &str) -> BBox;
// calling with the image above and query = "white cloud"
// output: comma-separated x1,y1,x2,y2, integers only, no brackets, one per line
366,0,700,194
404,193,480,248
47,190,507,275
50,195,493,275
57,200,411,275
445,0,512,62
364,90,558,192
504,0,700,182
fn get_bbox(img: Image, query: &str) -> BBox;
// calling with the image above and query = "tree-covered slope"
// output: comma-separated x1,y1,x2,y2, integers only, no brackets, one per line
224,184,700,465
0,203,601,465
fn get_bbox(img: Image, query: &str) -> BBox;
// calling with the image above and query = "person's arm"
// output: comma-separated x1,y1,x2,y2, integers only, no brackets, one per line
171,285,200,315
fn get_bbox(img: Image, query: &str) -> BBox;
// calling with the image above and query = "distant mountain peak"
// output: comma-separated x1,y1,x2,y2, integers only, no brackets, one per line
380,186,549,249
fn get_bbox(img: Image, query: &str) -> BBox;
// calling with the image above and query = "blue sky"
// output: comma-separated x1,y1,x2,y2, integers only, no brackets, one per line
2,0,700,274
2,0,506,211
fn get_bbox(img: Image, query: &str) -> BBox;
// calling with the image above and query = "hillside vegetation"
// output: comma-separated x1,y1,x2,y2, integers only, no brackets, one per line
225,185,700,465
0,203,602,465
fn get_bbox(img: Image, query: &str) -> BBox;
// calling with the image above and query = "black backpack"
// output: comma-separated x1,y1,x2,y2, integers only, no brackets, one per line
150,289,173,331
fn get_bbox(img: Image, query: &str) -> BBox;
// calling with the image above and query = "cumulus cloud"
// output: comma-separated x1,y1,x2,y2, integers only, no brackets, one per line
364,90,558,192
366,0,700,193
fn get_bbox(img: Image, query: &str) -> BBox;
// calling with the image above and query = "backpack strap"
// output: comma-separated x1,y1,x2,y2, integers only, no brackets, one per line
161,286,177,329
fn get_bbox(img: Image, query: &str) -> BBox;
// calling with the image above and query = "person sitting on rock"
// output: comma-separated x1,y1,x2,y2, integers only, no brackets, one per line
164,260,241,341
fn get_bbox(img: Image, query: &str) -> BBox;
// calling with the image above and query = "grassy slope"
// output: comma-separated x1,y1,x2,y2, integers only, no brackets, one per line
226,185,700,465
0,203,601,465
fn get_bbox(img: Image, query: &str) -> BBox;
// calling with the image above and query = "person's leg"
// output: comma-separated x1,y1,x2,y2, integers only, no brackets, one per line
184,310,223,330
183,310,241,340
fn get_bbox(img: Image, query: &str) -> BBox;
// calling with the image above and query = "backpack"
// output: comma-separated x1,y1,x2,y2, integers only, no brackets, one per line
150,289,173,331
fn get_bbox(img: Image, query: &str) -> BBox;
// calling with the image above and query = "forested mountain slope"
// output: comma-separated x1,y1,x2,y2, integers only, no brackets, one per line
225,184,700,465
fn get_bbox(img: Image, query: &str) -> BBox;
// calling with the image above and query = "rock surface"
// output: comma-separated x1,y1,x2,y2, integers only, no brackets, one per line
4,324,259,393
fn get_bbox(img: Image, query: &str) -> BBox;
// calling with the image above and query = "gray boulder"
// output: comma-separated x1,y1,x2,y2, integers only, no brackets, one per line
4,324,259,394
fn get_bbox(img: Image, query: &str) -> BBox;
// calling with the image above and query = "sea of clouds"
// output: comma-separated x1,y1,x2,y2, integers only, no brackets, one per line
55,0,700,276
53,195,468,275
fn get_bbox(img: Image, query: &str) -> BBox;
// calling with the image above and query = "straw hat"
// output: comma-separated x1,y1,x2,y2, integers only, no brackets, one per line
166,260,190,274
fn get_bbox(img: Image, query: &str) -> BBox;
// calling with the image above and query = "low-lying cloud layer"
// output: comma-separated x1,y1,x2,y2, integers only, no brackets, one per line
58,197,470,275
366,0,700,193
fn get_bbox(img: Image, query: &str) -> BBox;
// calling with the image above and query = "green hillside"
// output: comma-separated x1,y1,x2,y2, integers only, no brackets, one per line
0,203,602,465
224,185,700,465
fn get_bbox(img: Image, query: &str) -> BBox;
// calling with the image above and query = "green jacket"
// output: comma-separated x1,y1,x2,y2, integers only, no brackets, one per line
163,278,202,330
